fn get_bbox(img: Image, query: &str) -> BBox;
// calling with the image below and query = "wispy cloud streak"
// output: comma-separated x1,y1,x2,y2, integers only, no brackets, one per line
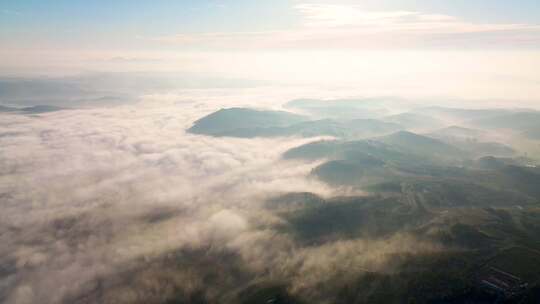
153,3,540,49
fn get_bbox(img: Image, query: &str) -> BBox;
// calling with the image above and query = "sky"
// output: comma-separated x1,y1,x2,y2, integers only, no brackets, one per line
2,3,540,303
2,0,540,47
1,0,540,101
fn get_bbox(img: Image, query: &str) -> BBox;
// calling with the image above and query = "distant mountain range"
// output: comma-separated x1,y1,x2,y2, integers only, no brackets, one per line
189,104,540,142
283,98,403,119
188,104,540,197
187,107,405,138
382,112,445,130
467,111,540,140
0,104,65,114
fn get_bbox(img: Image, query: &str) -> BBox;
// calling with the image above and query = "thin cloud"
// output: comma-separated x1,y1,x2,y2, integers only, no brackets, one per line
0,92,333,303
152,3,540,49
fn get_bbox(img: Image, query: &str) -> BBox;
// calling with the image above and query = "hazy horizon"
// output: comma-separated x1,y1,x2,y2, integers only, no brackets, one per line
2,1,540,103
2,1,540,304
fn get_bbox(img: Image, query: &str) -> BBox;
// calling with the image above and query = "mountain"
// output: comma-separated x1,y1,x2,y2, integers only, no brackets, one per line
311,160,370,186
283,139,419,165
427,126,515,157
469,112,540,144
266,118,403,139
462,141,515,157
0,105,19,112
285,129,539,200
344,118,403,134
265,192,325,211
282,140,341,160
0,104,65,113
428,126,484,140
188,108,405,139
413,106,513,122
283,98,402,119
377,131,467,160
283,132,466,187
522,126,540,140
282,195,428,244
265,188,540,303
187,107,308,137
283,131,467,165
20,105,65,113
382,112,445,130
475,156,527,170
470,111,540,131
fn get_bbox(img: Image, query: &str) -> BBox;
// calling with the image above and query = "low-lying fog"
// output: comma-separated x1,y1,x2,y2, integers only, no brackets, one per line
1,84,540,304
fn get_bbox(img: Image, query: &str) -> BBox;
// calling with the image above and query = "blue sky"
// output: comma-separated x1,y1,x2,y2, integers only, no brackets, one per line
0,1,294,36
2,0,540,37
324,0,540,23
2,0,540,54
1,0,540,99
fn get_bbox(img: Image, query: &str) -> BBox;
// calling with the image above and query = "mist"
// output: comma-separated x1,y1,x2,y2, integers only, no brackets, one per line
0,87,459,304
3,1,540,303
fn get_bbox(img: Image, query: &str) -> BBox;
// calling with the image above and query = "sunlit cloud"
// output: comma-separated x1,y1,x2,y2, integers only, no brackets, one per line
152,3,540,50
295,3,537,33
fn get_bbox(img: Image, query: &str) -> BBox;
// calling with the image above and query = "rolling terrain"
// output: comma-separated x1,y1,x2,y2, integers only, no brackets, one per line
184,101,540,303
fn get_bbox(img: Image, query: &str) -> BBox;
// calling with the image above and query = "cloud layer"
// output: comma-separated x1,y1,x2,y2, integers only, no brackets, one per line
0,91,444,303
154,3,540,49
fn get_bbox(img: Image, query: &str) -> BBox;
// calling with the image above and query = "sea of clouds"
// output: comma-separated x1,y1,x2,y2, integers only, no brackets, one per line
0,89,440,304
